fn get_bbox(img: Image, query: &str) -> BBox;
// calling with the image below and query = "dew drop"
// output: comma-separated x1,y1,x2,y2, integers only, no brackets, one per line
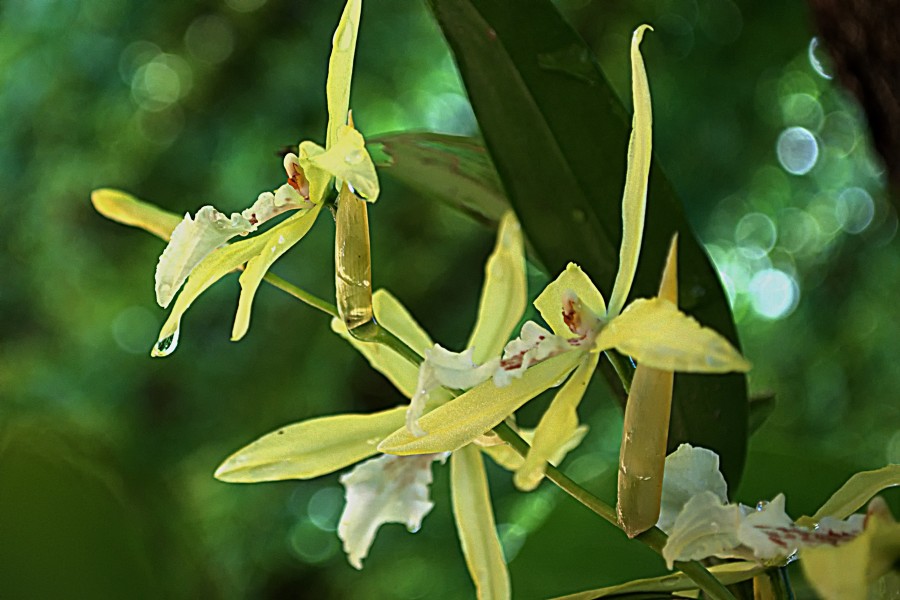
344,149,364,165
153,328,180,357
278,235,286,244
335,21,355,51
756,500,769,511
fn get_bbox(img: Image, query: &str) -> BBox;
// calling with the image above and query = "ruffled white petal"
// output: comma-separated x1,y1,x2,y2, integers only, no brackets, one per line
337,452,447,569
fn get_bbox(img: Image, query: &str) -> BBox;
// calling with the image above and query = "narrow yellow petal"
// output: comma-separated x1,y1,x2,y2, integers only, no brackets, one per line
534,264,607,337
514,353,598,491
331,289,433,398
596,298,751,373
378,351,583,455
607,25,653,318
326,0,362,150
152,209,313,356
232,203,323,340
451,445,511,600
91,188,181,241
467,212,527,365
617,234,678,537
335,184,374,332
214,406,406,482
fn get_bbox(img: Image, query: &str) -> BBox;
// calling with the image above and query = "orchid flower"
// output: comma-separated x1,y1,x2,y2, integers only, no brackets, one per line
376,28,750,496
215,213,590,599
655,444,899,586
120,0,378,356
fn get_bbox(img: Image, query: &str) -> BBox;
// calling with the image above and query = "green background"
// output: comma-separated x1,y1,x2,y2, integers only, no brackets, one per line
1,0,896,598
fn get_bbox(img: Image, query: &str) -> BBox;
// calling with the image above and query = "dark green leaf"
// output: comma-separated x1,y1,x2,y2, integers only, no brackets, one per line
748,393,776,436
428,0,749,486
368,132,509,227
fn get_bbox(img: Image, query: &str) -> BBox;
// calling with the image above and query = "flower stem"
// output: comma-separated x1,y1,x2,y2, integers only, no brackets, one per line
260,272,339,318
494,422,737,600
605,349,635,394
267,273,736,600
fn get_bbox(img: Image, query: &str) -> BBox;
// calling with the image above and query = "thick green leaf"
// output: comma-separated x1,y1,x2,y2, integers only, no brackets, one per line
367,132,509,227
428,0,749,486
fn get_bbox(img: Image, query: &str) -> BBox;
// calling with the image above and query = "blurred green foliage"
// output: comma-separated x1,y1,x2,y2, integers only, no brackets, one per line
0,0,896,598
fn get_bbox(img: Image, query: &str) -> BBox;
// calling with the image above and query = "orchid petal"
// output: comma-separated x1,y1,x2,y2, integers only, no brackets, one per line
480,426,586,473
232,203,322,340
466,211,527,365
493,321,572,387
152,210,313,356
617,235,678,537
514,353,597,491
801,498,899,600
299,141,331,205
378,350,582,455
306,125,379,201
91,188,181,241
607,25,653,318
656,444,729,533
534,264,607,337
661,490,742,569
155,206,254,308
331,289,435,398
338,452,446,569
213,405,406,482
800,464,900,525
451,445,511,600
595,298,751,373
326,0,361,151
408,345,499,436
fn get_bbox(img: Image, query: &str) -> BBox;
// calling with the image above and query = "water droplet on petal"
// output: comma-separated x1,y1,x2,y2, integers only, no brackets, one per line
756,500,769,511
153,329,180,356
278,235,286,244
336,21,354,51
344,149,364,165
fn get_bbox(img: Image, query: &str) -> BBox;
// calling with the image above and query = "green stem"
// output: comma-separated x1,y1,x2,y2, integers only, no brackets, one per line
605,349,635,394
265,274,736,600
494,421,736,600
261,272,339,318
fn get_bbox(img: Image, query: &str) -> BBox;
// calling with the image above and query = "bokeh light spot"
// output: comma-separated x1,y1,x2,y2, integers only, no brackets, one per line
185,15,235,65
748,268,798,319
808,37,833,80
307,487,342,532
735,212,777,259
835,187,875,234
130,53,193,111
225,0,267,13
776,126,818,175
288,518,339,564
111,305,158,354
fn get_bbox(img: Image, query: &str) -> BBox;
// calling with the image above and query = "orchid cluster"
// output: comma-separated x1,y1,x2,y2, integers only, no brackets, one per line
90,0,899,598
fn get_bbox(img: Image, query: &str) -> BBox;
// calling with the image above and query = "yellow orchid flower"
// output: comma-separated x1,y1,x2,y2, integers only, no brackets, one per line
215,212,561,599
376,27,750,498
94,0,378,356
